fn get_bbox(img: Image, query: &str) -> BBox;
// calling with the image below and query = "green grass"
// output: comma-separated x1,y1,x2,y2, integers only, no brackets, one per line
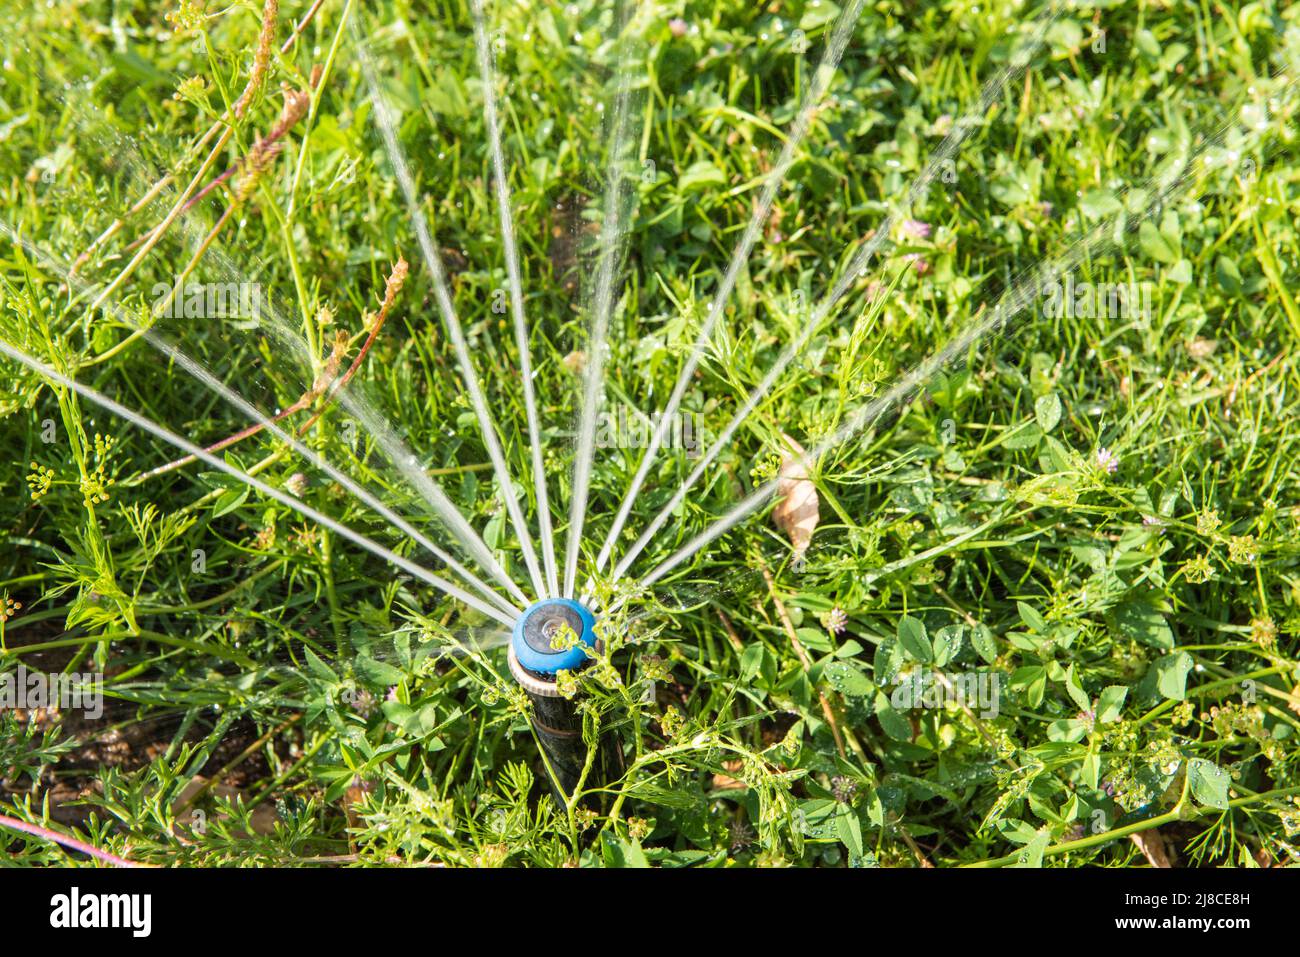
1,0,1299,867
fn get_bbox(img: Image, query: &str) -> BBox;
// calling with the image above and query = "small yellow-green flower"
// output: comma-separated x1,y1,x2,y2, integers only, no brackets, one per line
749,454,781,484
554,669,579,699
172,75,208,105
1181,554,1214,584
25,462,54,501
80,435,116,507
164,0,206,33
660,704,685,739
1249,616,1277,649
80,471,112,507
1227,534,1257,564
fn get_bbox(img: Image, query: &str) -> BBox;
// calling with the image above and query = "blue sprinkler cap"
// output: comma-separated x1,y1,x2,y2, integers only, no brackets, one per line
511,598,598,677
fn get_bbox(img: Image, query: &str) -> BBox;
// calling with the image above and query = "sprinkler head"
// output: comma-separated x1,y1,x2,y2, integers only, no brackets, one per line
508,598,598,694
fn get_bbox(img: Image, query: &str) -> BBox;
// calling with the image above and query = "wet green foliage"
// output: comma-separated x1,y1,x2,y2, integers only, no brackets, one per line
1,0,1299,866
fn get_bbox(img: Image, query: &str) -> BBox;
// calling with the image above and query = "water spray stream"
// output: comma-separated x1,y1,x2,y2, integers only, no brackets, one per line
605,5,1059,585
353,18,547,601
592,0,868,576
324,381,531,607
1,230,522,620
209,255,527,606
143,342,524,617
243,622,513,689
632,69,1296,593
0,339,518,628
48,93,529,607
563,3,639,599
471,0,560,599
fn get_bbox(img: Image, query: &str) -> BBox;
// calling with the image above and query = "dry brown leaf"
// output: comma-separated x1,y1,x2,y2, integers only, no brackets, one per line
172,776,277,837
344,778,374,851
773,434,819,559
562,350,587,375
711,759,746,791
1130,828,1173,867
